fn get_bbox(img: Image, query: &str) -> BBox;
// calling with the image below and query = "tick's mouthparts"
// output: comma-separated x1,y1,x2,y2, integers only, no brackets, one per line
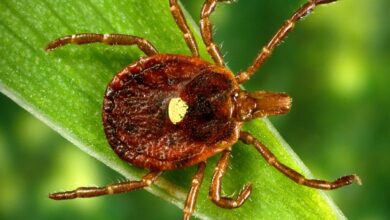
250,91,292,117
233,91,292,121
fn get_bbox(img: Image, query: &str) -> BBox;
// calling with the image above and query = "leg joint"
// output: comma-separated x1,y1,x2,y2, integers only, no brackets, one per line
170,5,176,12
107,186,114,194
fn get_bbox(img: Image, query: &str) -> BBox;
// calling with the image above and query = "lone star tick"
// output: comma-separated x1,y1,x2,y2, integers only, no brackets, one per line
46,0,361,219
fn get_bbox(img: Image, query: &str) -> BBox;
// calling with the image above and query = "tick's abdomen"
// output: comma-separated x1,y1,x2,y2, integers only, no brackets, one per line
103,54,240,170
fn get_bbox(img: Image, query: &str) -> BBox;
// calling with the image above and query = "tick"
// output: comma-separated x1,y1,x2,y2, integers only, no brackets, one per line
46,0,361,219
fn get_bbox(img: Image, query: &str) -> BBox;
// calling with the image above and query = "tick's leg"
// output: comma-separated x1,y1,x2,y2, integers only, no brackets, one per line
46,33,158,56
183,162,206,220
169,0,199,57
209,149,252,209
200,0,231,66
240,131,362,189
49,171,162,200
236,0,337,83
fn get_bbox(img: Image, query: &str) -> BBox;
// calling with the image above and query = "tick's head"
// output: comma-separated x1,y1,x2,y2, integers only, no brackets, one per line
232,90,292,121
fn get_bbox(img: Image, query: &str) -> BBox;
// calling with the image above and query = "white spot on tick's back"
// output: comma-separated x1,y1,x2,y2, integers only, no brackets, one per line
168,97,188,124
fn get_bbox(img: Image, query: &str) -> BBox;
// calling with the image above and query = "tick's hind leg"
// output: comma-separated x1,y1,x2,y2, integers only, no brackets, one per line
209,149,252,209
169,0,199,57
235,0,338,83
46,33,158,56
183,162,206,220
49,171,162,200
240,131,362,190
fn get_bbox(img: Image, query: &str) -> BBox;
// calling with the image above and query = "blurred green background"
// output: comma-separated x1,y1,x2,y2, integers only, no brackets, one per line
1,0,389,219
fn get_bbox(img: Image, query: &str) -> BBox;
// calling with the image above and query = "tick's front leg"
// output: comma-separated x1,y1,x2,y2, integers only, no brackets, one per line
239,131,361,190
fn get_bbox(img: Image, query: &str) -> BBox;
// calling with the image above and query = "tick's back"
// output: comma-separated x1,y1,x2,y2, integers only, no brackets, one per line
103,54,240,170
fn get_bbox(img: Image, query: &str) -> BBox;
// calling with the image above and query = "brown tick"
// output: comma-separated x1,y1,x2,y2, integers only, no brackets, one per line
46,0,361,219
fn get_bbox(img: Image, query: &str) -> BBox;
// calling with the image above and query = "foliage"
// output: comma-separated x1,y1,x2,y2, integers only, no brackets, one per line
0,0,347,219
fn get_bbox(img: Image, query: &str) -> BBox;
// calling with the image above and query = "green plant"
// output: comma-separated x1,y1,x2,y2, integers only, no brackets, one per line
0,0,346,219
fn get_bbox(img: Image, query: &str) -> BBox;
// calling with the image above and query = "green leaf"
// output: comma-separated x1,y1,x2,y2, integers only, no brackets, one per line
0,0,346,219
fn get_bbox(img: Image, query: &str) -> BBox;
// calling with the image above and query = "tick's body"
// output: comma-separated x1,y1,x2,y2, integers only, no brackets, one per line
46,0,360,219
103,54,240,171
